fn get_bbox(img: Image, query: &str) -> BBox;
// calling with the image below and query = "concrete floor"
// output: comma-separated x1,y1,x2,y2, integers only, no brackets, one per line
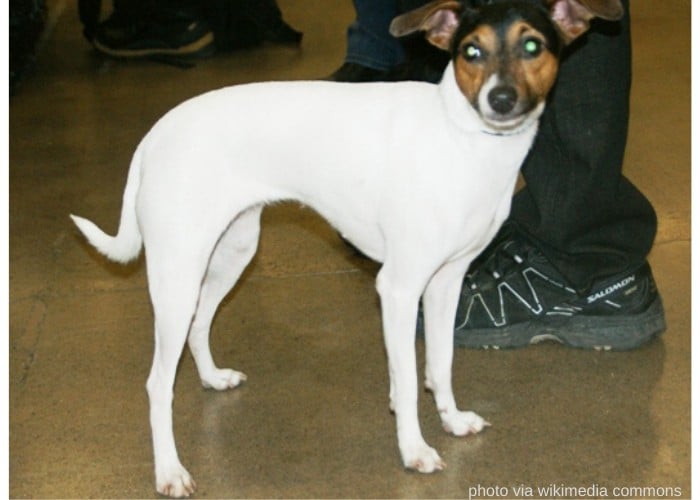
9,1,690,498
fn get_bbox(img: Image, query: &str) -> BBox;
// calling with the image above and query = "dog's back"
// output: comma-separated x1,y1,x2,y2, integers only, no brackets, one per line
135,76,531,262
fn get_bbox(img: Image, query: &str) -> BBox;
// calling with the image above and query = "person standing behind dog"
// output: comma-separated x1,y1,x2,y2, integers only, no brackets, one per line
330,0,665,350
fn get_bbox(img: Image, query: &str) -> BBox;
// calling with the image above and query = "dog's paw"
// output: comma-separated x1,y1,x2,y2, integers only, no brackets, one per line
402,443,446,473
156,464,196,498
441,410,490,437
201,368,247,391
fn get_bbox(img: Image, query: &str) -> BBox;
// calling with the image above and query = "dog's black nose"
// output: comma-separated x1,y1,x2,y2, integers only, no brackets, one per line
487,86,518,115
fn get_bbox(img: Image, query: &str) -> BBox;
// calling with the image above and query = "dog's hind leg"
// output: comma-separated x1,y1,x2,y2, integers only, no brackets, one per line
422,256,490,437
188,205,263,390
145,253,210,498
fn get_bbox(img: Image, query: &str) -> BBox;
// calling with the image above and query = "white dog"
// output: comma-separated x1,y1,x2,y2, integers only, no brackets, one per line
72,0,622,496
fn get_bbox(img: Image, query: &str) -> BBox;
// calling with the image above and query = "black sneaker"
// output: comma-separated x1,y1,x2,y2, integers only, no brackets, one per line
93,7,215,60
448,236,666,351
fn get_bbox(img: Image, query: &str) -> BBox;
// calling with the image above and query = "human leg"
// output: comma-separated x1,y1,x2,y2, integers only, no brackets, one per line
512,0,655,291
344,0,405,71
449,0,666,350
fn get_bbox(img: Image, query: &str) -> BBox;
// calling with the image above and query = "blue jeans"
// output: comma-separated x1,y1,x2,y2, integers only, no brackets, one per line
344,0,405,70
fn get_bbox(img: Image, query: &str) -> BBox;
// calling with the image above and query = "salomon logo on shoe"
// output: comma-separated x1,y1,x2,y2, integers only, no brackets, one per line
586,275,635,304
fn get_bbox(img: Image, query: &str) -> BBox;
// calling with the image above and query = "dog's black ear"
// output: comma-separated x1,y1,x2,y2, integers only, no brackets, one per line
389,1,463,51
547,0,624,44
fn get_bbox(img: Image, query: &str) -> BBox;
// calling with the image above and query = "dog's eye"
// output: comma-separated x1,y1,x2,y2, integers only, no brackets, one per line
462,43,484,62
522,38,543,58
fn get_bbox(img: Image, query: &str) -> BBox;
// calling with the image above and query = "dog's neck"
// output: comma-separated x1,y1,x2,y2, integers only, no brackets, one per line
438,62,540,139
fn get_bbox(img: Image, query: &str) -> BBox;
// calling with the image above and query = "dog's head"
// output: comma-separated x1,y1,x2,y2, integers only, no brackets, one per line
391,0,623,132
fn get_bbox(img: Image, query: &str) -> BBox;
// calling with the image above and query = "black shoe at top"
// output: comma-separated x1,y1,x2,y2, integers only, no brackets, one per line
447,232,666,350
93,7,215,60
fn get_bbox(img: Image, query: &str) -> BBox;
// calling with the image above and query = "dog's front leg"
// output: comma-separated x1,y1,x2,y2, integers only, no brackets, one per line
422,257,490,437
376,266,444,473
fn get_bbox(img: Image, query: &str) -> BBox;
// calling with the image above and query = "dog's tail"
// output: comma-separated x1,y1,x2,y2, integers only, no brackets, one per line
70,145,144,264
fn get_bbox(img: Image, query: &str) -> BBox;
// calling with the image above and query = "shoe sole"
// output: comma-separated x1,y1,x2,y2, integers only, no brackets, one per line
453,295,666,351
93,31,216,59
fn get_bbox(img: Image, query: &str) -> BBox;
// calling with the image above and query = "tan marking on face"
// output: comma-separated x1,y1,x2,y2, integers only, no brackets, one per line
452,20,559,117
453,25,500,110
504,21,559,108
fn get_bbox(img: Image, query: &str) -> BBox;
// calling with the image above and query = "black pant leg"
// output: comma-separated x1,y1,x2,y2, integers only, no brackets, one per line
510,0,657,293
